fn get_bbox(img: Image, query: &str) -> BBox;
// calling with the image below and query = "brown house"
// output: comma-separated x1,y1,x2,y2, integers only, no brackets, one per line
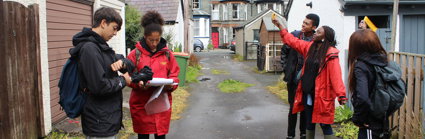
259,17,285,72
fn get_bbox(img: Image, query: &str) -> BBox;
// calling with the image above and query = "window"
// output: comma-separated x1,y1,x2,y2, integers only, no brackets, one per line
193,0,199,9
357,16,390,28
232,4,239,20
212,4,219,20
232,28,236,38
223,4,228,20
205,19,209,36
194,19,200,36
268,3,273,9
253,29,260,41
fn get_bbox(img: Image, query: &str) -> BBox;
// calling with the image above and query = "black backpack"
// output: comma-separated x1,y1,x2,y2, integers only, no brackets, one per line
58,43,87,118
370,61,406,119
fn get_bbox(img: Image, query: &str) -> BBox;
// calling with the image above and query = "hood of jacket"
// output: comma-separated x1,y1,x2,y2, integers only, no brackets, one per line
70,27,112,57
135,37,169,57
357,52,388,67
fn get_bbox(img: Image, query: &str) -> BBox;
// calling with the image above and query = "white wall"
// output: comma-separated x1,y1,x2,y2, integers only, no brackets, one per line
4,0,51,135
163,2,185,52
93,0,126,55
288,0,356,87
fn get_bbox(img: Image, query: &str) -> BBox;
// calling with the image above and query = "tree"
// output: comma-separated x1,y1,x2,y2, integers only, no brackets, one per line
125,5,143,52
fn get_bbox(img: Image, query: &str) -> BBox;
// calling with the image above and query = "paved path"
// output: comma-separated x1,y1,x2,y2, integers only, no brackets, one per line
168,49,294,139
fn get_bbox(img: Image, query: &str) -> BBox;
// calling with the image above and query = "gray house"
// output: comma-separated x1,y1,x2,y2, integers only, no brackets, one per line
192,0,211,49
210,0,288,48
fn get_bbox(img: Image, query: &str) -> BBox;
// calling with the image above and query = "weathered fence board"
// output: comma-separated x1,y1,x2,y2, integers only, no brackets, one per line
0,1,43,139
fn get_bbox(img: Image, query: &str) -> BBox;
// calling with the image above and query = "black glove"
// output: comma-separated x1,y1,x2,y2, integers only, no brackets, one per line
131,66,154,84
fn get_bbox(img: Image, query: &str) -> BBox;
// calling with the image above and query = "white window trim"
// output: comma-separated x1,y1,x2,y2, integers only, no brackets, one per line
212,4,219,20
245,4,248,20
194,18,200,37
223,4,227,20
257,4,261,13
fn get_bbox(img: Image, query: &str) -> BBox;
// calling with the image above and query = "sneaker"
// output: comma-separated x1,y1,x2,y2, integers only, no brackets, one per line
286,136,294,139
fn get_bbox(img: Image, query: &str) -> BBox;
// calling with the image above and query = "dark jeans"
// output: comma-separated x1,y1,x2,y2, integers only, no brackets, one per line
287,82,306,137
138,134,165,139
358,128,390,139
305,105,333,135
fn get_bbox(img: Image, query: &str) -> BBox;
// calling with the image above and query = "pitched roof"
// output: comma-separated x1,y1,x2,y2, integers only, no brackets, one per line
193,9,210,16
261,16,286,31
126,0,180,22
236,9,283,29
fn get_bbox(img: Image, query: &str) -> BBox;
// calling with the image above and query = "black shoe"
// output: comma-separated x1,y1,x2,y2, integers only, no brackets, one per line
300,134,306,139
286,136,294,139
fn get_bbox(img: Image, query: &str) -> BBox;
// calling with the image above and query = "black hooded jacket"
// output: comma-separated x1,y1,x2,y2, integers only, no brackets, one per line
70,28,131,137
351,52,388,130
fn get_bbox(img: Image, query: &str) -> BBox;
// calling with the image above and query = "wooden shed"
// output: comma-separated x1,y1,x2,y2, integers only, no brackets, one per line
258,17,286,72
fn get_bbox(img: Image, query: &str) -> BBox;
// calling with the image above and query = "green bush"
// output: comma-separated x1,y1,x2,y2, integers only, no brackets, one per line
125,5,143,50
335,122,359,139
334,105,353,123
208,43,214,50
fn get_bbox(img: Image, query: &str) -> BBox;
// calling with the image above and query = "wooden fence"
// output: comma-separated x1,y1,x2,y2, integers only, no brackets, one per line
0,1,44,138
388,51,424,139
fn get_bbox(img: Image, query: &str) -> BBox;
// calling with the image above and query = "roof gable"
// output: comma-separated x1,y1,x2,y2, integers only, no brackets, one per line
126,0,180,22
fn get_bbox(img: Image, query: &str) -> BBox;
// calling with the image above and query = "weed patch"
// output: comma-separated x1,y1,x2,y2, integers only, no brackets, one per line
211,69,229,75
186,65,202,83
217,79,254,93
266,81,288,104
171,87,190,120
232,54,244,62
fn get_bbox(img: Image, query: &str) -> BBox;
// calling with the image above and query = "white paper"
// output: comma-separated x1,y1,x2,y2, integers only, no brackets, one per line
144,78,177,115
147,78,176,86
145,85,170,115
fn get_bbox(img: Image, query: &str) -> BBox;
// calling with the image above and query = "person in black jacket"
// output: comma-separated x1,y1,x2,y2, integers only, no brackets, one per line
348,29,390,139
281,13,319,139
70,7,135,138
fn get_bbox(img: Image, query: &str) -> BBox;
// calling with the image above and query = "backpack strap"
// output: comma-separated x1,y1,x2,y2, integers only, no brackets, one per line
134,48,141,73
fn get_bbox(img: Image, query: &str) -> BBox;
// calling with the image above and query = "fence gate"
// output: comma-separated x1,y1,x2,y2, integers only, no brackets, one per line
0,1,44,138
388,52,424,139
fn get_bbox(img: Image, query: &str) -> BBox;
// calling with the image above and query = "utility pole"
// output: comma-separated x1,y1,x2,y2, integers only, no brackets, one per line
390,0,399,52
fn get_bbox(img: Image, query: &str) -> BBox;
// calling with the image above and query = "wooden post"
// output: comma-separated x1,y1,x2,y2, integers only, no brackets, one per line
390,0,399,52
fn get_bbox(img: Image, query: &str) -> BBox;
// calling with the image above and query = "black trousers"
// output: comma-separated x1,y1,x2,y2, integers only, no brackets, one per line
358,128,390,139
138,134,166,139
287,82,306,137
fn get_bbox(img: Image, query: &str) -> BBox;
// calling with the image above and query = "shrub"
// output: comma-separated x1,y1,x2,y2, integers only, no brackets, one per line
125,5,143,50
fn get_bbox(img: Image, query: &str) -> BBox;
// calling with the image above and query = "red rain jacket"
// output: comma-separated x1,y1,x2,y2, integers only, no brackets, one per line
127,41,180,135
279,29,346,124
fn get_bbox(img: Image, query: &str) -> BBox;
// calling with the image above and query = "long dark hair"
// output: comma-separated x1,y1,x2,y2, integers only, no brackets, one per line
305,26,336,72
348,29,387,92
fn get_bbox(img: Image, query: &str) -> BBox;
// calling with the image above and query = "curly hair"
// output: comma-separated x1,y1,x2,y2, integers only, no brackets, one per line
141,10,164,36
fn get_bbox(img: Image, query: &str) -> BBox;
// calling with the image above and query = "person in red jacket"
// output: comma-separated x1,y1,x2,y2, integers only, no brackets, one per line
272,19,347,139
126,11,180,139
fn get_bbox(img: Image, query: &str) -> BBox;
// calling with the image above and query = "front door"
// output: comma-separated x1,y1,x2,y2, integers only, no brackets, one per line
212,32,219,48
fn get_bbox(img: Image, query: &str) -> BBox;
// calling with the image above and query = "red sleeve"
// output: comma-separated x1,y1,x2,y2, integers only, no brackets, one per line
279,29,312,57
167,51,180,91
126,49,140,89
328,57,346,98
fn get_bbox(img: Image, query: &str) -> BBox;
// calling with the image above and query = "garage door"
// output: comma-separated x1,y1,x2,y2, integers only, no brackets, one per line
401,15,425,54
46,0,92,123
